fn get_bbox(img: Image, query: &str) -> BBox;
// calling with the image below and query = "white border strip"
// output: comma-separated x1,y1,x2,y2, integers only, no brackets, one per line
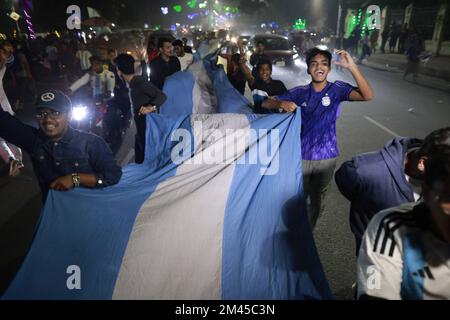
364,116,400,137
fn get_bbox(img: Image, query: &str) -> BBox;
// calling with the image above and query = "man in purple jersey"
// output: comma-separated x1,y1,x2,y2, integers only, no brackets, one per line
262,48,373,229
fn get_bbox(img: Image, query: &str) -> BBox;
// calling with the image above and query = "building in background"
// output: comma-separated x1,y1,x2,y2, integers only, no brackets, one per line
340,0,450,56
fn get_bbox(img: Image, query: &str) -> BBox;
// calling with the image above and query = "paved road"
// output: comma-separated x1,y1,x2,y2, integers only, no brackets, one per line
1,63,449,298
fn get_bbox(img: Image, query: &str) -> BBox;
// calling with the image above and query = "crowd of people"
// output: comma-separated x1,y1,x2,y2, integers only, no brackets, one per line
0,27,449,300
343,22,429,82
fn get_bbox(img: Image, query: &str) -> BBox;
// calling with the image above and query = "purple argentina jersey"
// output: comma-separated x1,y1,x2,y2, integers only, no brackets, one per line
276,81,355,160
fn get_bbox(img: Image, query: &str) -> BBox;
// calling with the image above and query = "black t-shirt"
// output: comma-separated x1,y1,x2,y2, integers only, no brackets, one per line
251,78,287,95
129,75,167,115
149,56,181,90
250,78,287,114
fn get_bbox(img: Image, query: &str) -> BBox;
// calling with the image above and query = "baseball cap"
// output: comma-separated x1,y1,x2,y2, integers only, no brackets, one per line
35,90,72,113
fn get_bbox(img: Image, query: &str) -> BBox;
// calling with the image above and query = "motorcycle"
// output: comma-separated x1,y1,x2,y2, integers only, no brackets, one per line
70,91,113,137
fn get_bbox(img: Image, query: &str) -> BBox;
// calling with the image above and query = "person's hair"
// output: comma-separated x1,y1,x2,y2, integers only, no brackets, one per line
256,59,272,72
115,53,135,75
306,47,332,70
419,127,450,157
89,55,102,64
172,39,183,48
158,37,172,49
424,145,450,188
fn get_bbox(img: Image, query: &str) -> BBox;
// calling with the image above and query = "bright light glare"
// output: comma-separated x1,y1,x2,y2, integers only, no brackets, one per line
72,106,88,121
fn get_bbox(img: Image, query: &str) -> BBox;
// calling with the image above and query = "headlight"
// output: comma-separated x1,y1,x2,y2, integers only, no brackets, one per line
72,106,88,121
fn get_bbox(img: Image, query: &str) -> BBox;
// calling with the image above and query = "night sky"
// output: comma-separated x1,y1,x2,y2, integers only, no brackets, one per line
0,0,340,35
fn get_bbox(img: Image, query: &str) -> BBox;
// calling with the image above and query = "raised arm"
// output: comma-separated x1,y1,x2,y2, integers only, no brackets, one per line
335,50,373,101
0,108,37,153
237,57,255,88
236,40,256,88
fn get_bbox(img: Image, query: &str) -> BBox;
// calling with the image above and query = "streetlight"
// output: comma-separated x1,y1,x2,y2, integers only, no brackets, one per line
336,0,342,49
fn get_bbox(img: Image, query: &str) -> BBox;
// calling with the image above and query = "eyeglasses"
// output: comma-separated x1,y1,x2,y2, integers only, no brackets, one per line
35,110,64,120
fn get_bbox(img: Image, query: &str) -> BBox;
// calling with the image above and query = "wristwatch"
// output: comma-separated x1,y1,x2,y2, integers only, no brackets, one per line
71,173,81,188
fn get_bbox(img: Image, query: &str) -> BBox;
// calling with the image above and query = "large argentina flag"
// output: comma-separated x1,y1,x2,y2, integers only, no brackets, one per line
2,60,332,300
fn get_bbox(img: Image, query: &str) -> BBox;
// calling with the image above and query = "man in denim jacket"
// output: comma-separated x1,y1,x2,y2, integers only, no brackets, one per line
0,90,122,201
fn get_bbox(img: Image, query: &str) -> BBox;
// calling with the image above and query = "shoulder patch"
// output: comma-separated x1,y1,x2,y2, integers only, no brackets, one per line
372,210,416,257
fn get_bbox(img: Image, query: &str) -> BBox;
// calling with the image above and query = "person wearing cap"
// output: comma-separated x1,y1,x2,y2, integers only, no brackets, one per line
0,90,122,201
115,53,167,164
335,127,450,255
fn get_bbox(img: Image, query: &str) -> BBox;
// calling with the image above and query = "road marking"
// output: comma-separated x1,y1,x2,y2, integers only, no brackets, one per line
121,149,135,166
364,116,400,137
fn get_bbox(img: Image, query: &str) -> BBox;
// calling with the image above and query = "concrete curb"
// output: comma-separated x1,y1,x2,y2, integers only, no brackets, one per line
364,56,450,82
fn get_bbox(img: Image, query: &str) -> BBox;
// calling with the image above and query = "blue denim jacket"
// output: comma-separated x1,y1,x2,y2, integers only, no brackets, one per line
0,109,122,199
